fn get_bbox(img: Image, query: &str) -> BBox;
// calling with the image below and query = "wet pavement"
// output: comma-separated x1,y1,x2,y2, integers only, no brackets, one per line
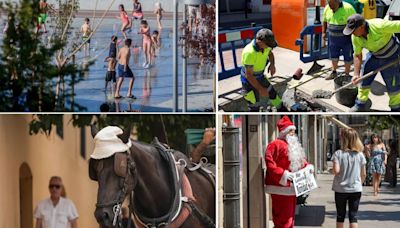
1,16,214,112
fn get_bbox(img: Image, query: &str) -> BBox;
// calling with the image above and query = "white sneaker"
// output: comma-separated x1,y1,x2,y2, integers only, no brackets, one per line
142,62,147,68
144,63,150,69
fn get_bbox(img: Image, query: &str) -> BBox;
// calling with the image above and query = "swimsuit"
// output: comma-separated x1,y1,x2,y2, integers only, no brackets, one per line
117,64,134,78
82,36,90,44
38,13,47,24
133,2,143,19
141,27,151,47
121,11,129,26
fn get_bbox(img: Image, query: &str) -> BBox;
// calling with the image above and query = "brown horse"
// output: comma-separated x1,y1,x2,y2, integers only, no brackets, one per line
89,126,215,228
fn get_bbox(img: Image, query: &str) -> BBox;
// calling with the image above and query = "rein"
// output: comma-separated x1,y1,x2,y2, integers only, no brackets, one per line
95,140,214,228
96,155,137,227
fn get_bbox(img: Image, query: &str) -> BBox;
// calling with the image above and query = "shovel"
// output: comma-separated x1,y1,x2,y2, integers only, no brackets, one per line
312,57,400,99
307,61,324,75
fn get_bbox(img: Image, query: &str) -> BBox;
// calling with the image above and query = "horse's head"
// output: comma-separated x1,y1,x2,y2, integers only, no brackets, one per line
89,125,136,228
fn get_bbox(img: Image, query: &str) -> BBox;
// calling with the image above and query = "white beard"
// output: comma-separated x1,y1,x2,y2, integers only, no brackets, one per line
286,135,305,172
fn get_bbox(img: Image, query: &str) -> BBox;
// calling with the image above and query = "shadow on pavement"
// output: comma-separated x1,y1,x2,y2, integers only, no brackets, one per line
358,210,400,221
295,205,326,226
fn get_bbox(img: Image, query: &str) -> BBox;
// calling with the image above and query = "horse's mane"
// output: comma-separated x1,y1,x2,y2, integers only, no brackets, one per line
130,139,189,163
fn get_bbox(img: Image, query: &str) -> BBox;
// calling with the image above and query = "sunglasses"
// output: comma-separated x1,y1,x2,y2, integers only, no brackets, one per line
49,184,61,189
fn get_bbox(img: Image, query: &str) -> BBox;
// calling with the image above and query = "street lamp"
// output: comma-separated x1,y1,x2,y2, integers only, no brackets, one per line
172,0,214,112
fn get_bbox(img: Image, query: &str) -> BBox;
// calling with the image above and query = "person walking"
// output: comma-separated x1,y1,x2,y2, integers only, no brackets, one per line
34,176,78,228
365,134,387,196
115,39,136,99
154,2,164,30
332,128,366,228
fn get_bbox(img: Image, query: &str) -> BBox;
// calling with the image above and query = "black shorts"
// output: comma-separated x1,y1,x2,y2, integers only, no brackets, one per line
105,71,116,82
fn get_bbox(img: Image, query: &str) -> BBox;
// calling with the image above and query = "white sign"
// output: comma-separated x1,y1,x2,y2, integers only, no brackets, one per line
293,166,318,197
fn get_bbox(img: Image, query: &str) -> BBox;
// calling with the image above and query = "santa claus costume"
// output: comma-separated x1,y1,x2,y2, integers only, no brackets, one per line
264,116,312,228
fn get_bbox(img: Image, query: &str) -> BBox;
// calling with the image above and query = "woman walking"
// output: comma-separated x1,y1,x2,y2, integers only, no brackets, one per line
366,134,387,196
332,128,366,228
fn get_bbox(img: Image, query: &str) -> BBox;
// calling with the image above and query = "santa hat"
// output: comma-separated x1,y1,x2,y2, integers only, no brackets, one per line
278,116,296,138
90,126,132,159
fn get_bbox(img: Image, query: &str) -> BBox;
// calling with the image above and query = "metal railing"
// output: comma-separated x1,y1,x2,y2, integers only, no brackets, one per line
218,26,263,80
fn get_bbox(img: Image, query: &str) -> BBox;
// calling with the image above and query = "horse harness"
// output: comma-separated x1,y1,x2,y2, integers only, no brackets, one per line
89,139,215,228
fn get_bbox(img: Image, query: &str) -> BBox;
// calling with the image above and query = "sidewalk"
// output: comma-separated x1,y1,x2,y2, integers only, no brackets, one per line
218,46,391,112
295,169,400,227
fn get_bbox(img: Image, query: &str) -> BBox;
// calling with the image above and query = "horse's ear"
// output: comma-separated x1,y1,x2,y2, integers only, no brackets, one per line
118,125,132,144
91,125,99,138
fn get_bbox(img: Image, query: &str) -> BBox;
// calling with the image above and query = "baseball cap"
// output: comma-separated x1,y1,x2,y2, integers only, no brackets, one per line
256,29,278,48
343,14,365,35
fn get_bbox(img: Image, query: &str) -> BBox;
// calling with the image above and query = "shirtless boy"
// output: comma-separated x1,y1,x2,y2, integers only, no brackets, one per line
115,39,136,99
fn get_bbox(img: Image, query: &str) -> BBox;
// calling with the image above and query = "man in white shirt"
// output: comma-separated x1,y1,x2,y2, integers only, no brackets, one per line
34,176,79,228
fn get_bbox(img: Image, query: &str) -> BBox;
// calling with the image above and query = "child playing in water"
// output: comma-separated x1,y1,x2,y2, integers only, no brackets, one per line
132,0,144,21
80,18,92,57
139,20,151,69
117,4,131,40
37,0,54,34
154,2,164,30
105,35,118,93
150,30,160,64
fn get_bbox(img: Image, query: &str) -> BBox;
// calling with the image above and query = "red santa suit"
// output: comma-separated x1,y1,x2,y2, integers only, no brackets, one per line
264,116,310,228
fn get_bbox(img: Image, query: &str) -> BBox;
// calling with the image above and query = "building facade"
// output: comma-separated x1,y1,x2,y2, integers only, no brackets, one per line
0,115,98,228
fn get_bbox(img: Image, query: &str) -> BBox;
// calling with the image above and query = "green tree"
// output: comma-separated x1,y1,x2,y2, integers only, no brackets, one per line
0,0,116,111
368,115,400,131
368,116,400,152
0,0,81,111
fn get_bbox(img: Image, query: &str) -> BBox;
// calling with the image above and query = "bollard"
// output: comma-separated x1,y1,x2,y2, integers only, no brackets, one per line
223,127,240,228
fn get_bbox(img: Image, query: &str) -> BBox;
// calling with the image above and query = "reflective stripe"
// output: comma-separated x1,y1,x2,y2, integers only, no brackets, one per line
373,36,399,58
389,91,400,107
328,24,346,37
357,87,371,102
390,103,400,110
244,90,256,104
330,32,346,37
360,85,372,90
253,71,264,76
328,24,346,30
270,96,282,108
241,67,265,79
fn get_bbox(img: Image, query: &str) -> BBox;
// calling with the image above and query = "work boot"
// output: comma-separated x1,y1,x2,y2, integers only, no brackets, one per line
325,71,337,80
349,103,368,112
